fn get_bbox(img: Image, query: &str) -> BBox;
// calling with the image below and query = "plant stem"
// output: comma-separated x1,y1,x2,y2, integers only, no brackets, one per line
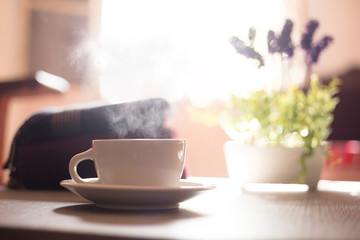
298,134,314,184
303,64,312,91
281,56,291,92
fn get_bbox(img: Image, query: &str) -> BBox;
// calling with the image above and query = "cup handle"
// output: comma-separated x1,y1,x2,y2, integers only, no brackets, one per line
69,148,99,184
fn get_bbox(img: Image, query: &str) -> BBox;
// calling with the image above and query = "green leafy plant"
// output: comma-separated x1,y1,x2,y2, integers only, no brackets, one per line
222,75,340,182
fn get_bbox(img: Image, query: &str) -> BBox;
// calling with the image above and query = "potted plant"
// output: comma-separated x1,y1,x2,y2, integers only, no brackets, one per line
223,75,339,190
193,19,340,190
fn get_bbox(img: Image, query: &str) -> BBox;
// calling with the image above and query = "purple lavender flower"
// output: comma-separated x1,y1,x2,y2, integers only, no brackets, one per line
267,19,295,58
248,27,256,46
278,20,294,57
267,30,277,53
230,19,332,72
230,35,265,68
301,20,319,51
301,19,333,65
308,36,333,64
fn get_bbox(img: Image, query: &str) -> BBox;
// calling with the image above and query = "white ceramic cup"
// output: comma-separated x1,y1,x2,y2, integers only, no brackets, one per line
69,139,186,187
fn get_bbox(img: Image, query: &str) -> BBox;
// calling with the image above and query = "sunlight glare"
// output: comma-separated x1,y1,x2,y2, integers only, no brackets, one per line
317,180,360,195
100,0,286,104
244,183,309,193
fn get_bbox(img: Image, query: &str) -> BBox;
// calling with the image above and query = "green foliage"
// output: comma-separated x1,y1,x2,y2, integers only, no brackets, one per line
223,76,340,182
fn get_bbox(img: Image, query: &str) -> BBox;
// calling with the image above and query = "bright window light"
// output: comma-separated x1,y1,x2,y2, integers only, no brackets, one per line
243,181,360,194
318,180,360,196
100,0,289,106
244,183,309,193
35,70,70,93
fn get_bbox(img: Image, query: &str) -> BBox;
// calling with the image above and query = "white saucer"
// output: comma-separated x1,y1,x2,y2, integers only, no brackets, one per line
60,179,215,210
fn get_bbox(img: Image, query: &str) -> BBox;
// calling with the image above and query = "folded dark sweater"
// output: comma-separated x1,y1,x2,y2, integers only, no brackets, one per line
5,98,176,189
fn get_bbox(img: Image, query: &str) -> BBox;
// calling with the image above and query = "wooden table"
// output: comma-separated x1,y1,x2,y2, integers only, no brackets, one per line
1,178,360,240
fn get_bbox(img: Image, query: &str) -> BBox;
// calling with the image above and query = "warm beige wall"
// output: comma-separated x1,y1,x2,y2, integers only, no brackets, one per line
306,0,360,76
1,0,98,164
168,100,231,177
0,0,30,80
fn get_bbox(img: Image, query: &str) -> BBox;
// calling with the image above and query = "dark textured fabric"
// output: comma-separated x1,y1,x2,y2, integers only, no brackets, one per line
5,98,177,189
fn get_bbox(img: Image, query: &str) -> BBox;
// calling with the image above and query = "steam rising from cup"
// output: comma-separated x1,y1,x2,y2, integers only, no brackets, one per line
101,98,173,139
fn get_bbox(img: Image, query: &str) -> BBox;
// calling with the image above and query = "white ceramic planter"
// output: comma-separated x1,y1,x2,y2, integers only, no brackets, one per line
224,141,324,190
